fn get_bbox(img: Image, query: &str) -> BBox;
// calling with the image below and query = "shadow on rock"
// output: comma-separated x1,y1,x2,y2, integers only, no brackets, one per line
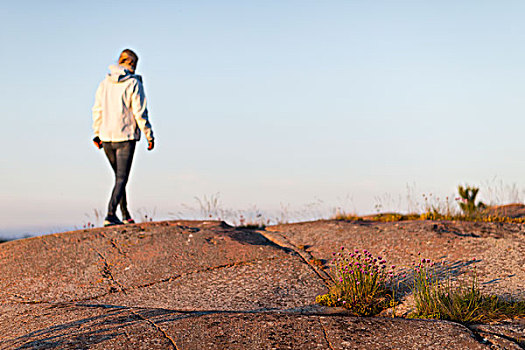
6,308,136,349
393,259,478,299
229,229,294,253
5,304,307,349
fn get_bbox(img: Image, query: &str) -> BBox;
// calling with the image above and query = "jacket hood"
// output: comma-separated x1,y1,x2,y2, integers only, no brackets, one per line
107,64,139,83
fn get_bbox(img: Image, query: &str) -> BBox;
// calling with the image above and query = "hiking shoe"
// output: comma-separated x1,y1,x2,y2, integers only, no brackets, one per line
103,215,123,227
122,218,135,224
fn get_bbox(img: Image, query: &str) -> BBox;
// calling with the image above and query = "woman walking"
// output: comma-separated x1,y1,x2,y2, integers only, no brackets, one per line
92,49,155,226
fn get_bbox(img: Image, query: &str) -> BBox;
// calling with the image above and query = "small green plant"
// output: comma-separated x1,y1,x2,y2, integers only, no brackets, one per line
135,207,156,223
371,213,405,222
309,257,324,267
333,209,362,221
316,247,396,316
236,213,267,229
333,206,525,224
411,257,442,318
457,185,486,217
82,208,104,228
195,193,224,219
410,258,525,324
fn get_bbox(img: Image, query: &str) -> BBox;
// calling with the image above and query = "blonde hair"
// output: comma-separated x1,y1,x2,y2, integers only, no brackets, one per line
118,49,138,66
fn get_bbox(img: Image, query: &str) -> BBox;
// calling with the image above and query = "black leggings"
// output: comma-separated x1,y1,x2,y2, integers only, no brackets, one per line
102,140,136,218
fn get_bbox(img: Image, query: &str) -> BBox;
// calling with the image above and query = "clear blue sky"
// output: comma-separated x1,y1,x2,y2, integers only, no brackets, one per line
2,0,525,237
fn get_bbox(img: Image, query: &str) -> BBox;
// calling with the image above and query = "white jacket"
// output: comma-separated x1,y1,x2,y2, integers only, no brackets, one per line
92,65,154,142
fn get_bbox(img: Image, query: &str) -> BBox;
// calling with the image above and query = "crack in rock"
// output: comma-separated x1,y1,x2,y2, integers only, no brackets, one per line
129,309,180,349
3,256,282,306
110,238,127,256
257,230,334,286
466,325,493,347
318,316,336,350
92,246,127,294
468,325,524,349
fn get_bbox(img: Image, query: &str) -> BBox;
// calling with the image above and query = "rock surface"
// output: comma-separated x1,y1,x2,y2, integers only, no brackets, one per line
0,219,523,349
483,204,525,218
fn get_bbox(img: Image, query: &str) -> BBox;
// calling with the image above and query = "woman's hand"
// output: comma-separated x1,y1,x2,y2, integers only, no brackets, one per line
92,137,103,149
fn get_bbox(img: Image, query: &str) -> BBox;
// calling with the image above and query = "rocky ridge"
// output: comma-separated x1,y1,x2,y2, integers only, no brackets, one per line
0,219,523,349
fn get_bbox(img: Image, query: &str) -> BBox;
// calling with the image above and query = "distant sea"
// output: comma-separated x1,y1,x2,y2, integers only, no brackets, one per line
0,225,76,242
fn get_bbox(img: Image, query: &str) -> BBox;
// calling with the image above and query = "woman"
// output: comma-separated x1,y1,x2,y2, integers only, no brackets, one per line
92,49,155,226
